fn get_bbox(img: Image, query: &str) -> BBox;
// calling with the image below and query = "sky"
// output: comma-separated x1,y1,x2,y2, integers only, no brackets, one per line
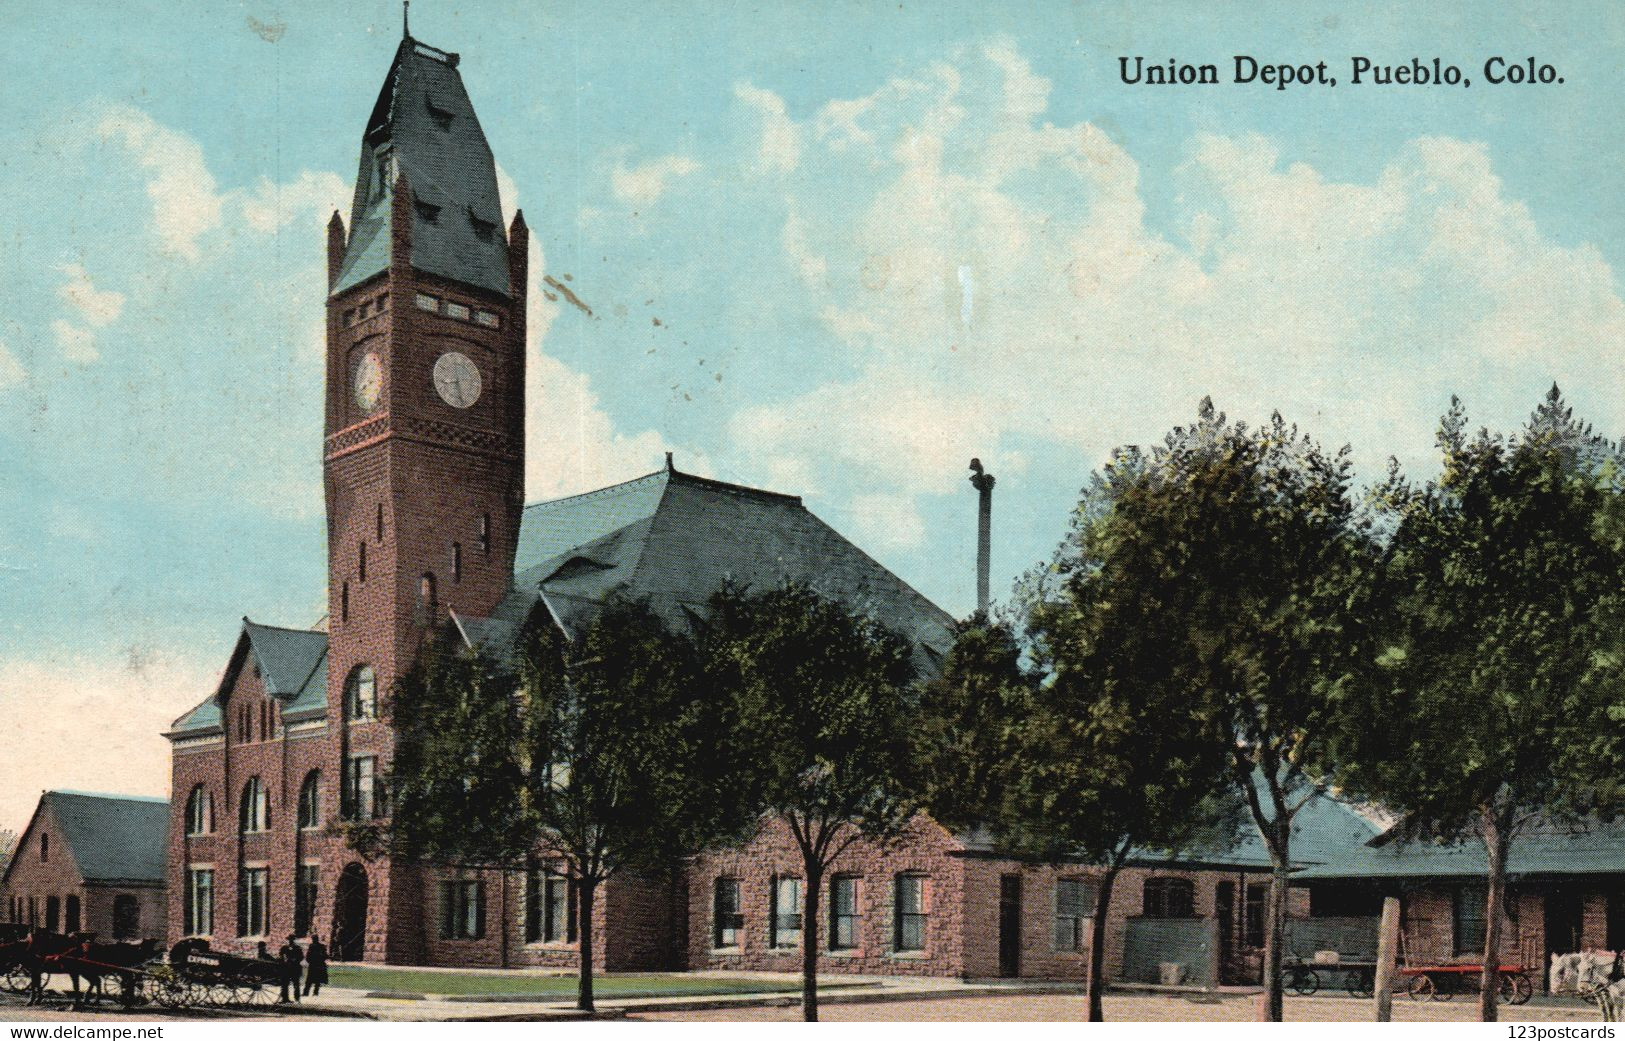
2,0,1625,833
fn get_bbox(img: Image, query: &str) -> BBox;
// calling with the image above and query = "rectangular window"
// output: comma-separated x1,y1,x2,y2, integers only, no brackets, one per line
343,755,377,819
712,878,741,948
237,867,269,937
440,880,485,940
895,875,927,952
475,310,500,329
770,876,803,948
1054,878,1094,952
445,301,471,320
478,513,491,554
295,864,319,937
1244,883,1268,949
830,876,860,950
524,866,576,944
415,292,439,312
1454,884,1488,955
452,542,462,583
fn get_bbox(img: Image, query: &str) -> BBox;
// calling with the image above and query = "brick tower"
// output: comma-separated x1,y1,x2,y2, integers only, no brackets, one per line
321,25,528,962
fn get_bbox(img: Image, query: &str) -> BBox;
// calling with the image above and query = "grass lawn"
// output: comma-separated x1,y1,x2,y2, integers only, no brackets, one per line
327,965,816,999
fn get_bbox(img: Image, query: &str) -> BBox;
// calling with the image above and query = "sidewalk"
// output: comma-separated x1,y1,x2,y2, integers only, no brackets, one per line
305,974,1093,1022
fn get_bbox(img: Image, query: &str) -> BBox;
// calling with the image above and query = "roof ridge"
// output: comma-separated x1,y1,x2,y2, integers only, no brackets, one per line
665,468,803,505
47,790,168,804
242,617,327,637
522,469,668,512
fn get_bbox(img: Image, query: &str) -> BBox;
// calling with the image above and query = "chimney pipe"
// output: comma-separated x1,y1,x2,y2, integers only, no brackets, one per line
969,459,995,615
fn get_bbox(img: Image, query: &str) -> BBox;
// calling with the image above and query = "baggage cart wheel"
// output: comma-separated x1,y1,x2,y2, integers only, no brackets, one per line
1286,966,1320,996
1408,974,1435,1000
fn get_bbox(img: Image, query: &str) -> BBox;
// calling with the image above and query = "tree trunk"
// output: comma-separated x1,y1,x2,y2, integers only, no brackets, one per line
1086,866,1119,1023
802,866,823,1022
577,878,597,1013
1262,835,1290,1022
1478,810,1510,1023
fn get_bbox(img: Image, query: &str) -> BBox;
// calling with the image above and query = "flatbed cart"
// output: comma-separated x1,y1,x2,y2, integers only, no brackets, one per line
1401,932,1538,1005
1282,958,1380,998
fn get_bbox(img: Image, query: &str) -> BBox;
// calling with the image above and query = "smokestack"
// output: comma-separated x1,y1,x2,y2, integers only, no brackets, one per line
969,459,995,615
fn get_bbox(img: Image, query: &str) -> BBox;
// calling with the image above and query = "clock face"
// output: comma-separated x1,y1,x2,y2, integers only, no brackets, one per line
353,351,383,413
433,351,482,409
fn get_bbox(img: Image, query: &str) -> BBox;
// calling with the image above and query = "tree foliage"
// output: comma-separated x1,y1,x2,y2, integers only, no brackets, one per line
1330,388,1625,1021
374,596,720,1011
697,582,919,1022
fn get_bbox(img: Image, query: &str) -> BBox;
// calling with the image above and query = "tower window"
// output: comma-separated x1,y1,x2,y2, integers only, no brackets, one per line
416,293,440,312
475,310,500,329
418,573,438,625
376,503,385,542
341,581,350,624
359,541,367,582
445,301,470,320
345,665,378,722
478,513,491,554
452,542,462,584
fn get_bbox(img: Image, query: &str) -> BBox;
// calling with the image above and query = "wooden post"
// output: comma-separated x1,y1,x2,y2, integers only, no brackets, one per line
1374,896,1401,1022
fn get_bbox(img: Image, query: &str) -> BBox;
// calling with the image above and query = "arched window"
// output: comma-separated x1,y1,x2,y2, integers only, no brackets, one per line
239,777,268,834
185,785,213,836
65,895,80,934
478,513,491,554
40,834,49,862
451,542,462,584
418,573,437,625
298,771,322,830
1142,877,1196,919
345,665,377,722
376,502,385,542
341,581,350,624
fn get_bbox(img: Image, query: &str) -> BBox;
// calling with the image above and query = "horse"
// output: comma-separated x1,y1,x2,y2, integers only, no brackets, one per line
60,938,163,1006
17,929,78,1006
1551,951,1625,1021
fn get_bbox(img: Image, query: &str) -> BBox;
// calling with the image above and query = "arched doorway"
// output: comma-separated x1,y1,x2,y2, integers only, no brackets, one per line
333,863,369,961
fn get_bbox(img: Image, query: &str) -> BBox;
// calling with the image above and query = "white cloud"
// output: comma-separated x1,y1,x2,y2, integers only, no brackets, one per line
51,319,100,364
95,104,224,262
0,340,24,389
0,650,216,834
56,263,125,327
240,170,349,234
727,40,1625,526
610,154,700,208
734,82,801,173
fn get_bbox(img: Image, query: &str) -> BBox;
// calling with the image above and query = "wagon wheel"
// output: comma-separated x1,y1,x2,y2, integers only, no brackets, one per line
149,974,190,1009
1407,974,1435,1000
1508,973,1533,1006
242,980,279,1007
1345,968,1374,999
2,966,29,993
207,982,238,1008
1286,967,1320,996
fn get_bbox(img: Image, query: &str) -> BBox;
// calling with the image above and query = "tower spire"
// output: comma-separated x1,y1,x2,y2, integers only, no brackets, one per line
403,0,411,40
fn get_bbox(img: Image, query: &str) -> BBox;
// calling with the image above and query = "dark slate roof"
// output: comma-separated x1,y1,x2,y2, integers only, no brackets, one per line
463,465,956,671
169,619,328,736
42,791,168,885
1295,819,1625,881
332,35,509,297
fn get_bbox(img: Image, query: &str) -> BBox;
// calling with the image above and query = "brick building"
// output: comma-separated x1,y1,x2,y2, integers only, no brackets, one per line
162,21,956,971
2,791,168,942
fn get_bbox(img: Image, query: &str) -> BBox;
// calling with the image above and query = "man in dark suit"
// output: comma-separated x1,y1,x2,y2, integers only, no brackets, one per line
278,936,304,1003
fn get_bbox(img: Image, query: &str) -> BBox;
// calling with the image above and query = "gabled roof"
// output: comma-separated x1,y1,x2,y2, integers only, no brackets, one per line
168,619,328,737
332,34,509,297
1,792,168,887
462,465,956,671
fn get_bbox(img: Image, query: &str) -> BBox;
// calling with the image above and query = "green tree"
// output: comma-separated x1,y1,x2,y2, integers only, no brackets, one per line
1045,402,1371,1020
374,597,716,1012
1003,448,1246,1022
698,583,919,1022
1331,390,1625,1022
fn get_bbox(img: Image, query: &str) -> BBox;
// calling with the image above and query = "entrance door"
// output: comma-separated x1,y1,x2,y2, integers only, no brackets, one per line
999,875,1022,978
1545,886,1584,991
333,863,369,961
1215,882,1237,984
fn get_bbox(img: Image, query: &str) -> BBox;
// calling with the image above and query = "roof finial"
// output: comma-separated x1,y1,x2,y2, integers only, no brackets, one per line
665,451,675,472
403,0,411,40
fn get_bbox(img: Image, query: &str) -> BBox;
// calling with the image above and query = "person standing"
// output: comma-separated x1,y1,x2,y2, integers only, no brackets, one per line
278,935,304,1004
303,934,328,997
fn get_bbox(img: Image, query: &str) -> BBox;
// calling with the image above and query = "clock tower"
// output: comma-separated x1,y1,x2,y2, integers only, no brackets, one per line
320,26,527,961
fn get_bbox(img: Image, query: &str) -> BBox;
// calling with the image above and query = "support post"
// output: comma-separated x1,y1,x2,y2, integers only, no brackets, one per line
1374,895,1400,1022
